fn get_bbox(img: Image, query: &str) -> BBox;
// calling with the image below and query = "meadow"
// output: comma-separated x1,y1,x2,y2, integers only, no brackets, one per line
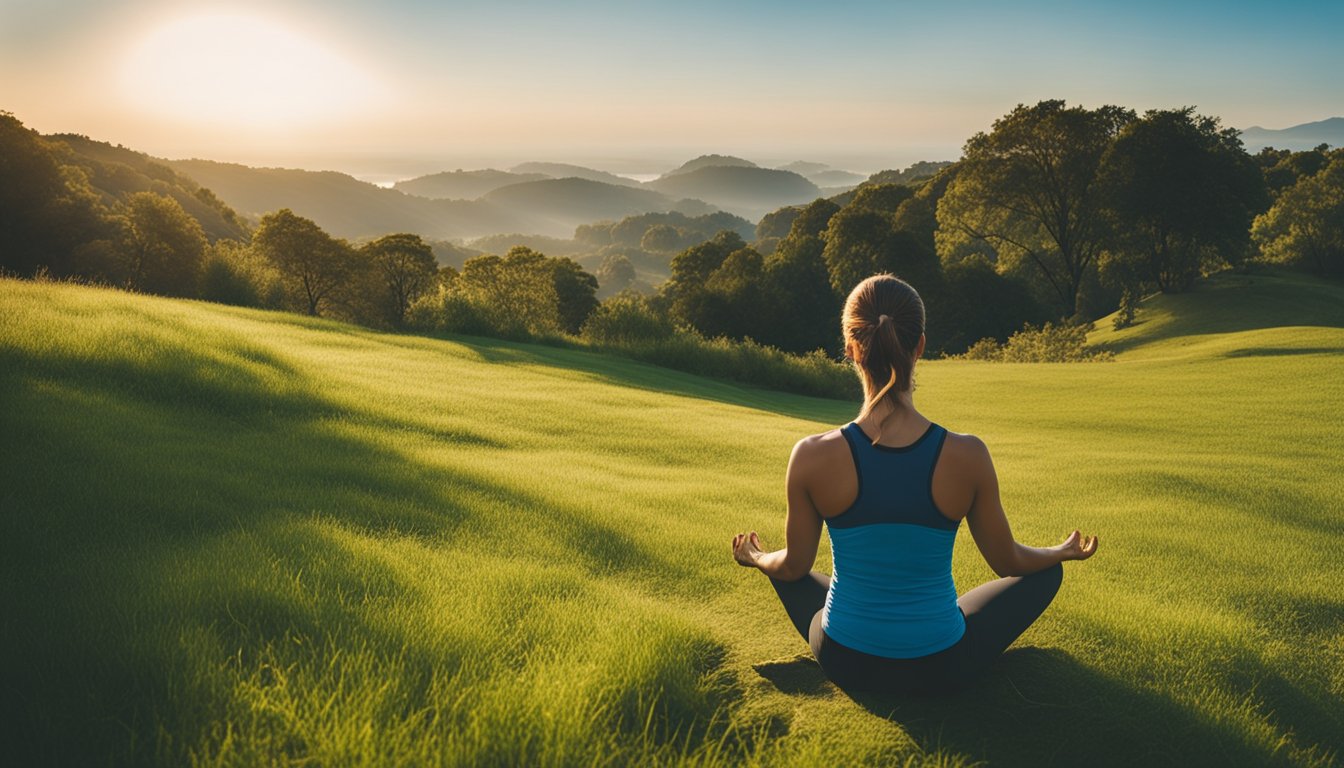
1,270,1342,767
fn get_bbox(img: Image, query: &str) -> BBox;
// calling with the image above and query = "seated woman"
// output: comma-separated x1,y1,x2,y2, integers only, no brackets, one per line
732,274,1098,695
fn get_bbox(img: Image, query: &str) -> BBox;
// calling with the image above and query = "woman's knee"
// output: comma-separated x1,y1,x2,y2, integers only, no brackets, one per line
1034,561,1064,598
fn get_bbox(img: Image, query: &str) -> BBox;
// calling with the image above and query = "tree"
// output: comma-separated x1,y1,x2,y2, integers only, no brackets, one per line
252,209,354,316
118,191,208,296
846,183,915,214
822,207,941,297
361,233,438,327
788,198,840,240
640,223,684,253
1098,108,1267,292
937,100,1136,316
455,252,560,336
756,205,801,240
0,112,109,278
596,253,636,296
666,229,752,334
547,255,601,334
937,256,1045,354
1252,153,1344,276
760,233,839,353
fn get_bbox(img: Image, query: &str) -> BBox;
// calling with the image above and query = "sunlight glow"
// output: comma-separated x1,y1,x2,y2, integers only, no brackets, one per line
119,11,385,130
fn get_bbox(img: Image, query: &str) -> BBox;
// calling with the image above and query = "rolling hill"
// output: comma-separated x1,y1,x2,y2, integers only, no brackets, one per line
509,161,644,187
661,154,759,176
166,160,708,240
47,134,250,242
391,168,550,199
646,165,822,220
3,270,1342,766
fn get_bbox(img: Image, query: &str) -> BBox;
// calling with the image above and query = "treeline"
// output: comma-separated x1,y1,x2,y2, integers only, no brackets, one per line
4,103,1342,396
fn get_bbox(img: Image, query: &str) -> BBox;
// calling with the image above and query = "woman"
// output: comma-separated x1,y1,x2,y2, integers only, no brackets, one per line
732,274,1098,695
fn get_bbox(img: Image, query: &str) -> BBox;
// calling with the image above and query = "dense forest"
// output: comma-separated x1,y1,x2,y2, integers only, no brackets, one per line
2,102,1341,389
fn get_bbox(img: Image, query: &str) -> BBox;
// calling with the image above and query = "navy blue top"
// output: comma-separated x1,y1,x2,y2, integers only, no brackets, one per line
821,421,966,658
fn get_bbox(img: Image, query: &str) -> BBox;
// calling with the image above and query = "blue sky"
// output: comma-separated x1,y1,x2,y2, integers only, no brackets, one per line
2,0,1340,175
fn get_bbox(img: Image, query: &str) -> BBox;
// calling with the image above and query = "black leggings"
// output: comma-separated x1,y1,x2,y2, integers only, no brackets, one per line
769,563,1063,695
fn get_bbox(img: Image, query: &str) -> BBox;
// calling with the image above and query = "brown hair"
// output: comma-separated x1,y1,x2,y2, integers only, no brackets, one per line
842,274,925,442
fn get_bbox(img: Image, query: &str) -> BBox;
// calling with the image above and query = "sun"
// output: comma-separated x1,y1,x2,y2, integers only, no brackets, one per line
119,11,385,130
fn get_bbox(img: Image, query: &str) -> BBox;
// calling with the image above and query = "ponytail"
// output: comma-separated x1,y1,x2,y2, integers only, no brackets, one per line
842,276,926,444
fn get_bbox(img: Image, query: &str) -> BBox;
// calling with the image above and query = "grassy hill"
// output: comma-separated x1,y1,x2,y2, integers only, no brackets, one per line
3,273,1343,766
1089,269,1344,358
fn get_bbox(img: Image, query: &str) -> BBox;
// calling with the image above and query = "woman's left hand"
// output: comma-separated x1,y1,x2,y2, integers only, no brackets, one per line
731,531,764,568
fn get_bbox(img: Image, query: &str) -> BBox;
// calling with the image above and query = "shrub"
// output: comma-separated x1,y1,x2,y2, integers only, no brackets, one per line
1113,289,1138,330
957,322,1113,362
580,294,676,345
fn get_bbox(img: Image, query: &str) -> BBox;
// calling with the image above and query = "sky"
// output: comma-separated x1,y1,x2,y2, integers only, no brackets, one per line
2,0,1341,179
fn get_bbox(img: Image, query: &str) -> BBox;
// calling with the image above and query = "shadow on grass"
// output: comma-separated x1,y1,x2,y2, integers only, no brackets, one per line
753,648,1332,767
0,330,691,765
422,332,855,425
1222,347,1344,358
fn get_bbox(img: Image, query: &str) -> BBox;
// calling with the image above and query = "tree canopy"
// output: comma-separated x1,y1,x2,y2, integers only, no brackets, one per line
937,100,1136,316
1099,108,1268,292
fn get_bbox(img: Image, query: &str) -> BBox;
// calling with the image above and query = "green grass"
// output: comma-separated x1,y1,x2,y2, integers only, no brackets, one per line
2,271,1342,767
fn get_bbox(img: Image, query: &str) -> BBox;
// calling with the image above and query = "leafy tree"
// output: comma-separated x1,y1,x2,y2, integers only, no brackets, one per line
846,183,914,214
361,233,438,327
640,223,684,253
1255,145,1332,198
756,206,801,240
453,251,561,336
822,207,940,297
788,198,840,240
1099,108,1268,292
663,231,747,335
1252,153,1344,276
937,256,1045,354
0,113,109,278
937,100,1136,316
546,254,601,334
759,233,838,353
252,209,355,316
117,192,208,296
596,253,636,296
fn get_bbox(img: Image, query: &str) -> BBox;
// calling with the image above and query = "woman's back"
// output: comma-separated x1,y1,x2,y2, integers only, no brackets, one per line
822,421,965,658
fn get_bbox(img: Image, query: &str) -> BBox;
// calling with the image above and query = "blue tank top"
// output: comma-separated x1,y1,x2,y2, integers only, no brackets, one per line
821,421,965,658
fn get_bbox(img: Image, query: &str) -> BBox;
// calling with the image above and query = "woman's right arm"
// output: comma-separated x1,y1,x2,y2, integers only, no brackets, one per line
963,436,1098,577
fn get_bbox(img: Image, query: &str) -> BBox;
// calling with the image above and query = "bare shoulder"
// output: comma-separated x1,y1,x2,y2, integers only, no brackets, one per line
790,428,852,472
938,429,993,473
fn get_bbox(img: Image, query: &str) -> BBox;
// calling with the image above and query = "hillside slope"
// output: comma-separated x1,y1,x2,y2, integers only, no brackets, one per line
1090,269,1344,358
2,279,1342,767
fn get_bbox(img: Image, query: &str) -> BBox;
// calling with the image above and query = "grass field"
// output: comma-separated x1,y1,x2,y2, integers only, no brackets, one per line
2,270,1342,767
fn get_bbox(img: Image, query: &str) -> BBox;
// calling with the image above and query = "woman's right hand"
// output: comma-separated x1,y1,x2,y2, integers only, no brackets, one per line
1056,530,1099,561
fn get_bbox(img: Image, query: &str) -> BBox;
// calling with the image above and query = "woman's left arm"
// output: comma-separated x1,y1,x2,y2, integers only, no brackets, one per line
732,438,824,581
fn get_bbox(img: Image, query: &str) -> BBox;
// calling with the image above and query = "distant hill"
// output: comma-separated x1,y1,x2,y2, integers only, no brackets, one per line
168,159,525,240
645,166,820,220
46,135,249,242
393,169,549,199
864,161,956,187
775,161,865,188
481,178,703,236
167,160,714,240
1239,117,1344,152
661,154,758,177
777,160,829,176
808,169,866,187
508,162,643,188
